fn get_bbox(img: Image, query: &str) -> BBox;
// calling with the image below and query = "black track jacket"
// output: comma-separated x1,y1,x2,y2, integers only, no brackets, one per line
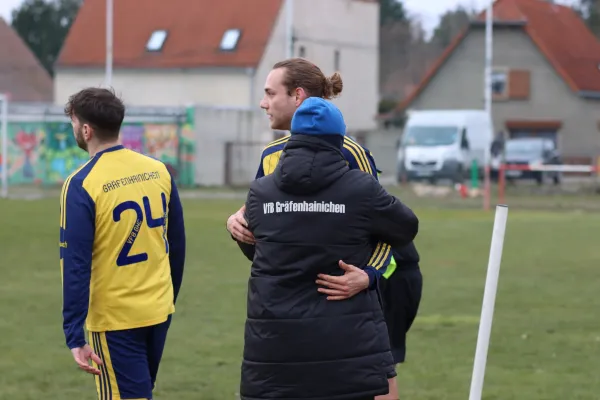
238,135,419,400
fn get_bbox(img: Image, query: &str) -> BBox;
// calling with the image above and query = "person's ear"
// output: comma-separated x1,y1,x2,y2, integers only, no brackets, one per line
82,124,93,141
295,87,308,106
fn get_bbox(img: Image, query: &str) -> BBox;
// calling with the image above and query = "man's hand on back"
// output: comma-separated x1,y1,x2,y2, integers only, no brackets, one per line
316,260,370,301
227,205,255,244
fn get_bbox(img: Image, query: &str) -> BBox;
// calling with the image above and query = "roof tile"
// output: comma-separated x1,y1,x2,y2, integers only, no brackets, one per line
57,0,283,69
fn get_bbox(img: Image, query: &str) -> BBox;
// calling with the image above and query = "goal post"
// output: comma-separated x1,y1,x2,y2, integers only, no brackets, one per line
0,93,8,199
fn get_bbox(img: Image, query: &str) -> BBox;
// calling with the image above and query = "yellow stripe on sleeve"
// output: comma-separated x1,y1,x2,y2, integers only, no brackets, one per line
264,135,291,150
60,175,75,230
368,243,383,266
343,138,373,176
371,243,391,270
342,143,368,172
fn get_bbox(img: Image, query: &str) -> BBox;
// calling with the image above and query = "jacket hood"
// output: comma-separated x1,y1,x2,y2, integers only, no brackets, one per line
291,97,346,137
273,135,349,195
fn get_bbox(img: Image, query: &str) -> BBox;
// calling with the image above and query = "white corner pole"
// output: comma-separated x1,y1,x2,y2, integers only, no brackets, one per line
469,204,508,400
1,94,8,199
105,0,113,87
285,0,294,58
483,0,494,211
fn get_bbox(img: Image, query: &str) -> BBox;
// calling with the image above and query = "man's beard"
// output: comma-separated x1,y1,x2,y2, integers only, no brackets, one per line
75,128,88,151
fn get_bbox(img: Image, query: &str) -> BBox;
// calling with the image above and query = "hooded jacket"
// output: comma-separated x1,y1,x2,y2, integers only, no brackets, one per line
239,98,419,400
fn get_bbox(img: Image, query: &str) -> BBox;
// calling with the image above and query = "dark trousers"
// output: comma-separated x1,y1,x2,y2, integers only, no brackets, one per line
379,267,423,364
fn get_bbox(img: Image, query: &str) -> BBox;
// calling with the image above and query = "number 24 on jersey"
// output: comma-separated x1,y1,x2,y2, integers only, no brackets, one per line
112,193,169,267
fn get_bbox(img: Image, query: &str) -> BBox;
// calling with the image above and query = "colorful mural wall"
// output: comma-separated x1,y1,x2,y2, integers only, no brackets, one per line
0,110,195,187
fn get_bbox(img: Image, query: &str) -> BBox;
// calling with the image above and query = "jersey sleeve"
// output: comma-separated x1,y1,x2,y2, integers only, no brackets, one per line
365,151,379,180
167,173,186,304
343,140,392,286
255,151,266,179
236,188,257,261
60,178,95,349
364,150,393,278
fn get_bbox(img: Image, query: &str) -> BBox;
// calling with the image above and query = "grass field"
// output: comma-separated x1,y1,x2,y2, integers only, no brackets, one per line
1,193,600,399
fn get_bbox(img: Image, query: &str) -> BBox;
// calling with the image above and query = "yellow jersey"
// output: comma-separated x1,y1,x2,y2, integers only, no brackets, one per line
60,145,186,349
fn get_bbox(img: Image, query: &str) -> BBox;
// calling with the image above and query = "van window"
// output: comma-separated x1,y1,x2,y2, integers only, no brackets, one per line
505,139,544,157
402,126,458,147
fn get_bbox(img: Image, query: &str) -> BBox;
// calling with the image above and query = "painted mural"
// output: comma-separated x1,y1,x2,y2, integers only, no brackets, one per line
0,111,195,187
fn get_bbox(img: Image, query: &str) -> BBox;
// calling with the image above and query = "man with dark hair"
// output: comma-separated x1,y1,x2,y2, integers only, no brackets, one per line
63,87,126,149
60,87,186,400
237,97,419,400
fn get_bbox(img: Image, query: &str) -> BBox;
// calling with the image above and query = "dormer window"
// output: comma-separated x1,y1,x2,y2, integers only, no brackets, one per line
220,29,241,51
146,30,167,51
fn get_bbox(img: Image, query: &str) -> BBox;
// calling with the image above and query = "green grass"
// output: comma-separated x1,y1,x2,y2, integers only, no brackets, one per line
1,196,599,399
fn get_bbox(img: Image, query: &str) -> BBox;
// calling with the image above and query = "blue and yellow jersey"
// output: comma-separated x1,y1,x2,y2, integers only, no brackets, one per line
60,145,186,349
255,135,392,275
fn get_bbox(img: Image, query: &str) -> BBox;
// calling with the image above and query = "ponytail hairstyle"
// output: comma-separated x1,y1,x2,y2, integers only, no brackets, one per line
273,58,343,99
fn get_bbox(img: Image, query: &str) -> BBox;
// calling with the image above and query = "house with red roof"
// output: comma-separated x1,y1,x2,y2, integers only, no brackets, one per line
397,0,600,162
0,18,53,102
54,0,380,131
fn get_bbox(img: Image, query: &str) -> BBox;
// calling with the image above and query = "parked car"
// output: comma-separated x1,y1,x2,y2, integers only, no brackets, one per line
396,109,493,184
501,138,562,185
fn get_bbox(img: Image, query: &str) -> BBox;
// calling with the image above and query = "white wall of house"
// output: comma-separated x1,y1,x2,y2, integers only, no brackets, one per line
254,0,380,131
54,67,252,108
54,0,379,135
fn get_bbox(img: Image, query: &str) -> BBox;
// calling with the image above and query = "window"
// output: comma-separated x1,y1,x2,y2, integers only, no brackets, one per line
491,68,531,100
402,126,458,147
146,30,167,52
220,29,241,51
298,46,306,58
491,70,508,98
334,50,340,71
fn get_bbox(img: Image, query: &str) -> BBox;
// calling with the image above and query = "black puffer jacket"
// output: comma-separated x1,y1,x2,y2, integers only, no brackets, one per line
239,135,419,400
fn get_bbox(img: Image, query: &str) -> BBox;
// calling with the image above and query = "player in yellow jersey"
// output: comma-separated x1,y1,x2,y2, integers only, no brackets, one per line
60,88,186,400
226,58,424,399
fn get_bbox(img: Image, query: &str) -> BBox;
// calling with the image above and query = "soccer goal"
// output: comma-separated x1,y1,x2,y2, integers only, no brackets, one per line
0,93,8,198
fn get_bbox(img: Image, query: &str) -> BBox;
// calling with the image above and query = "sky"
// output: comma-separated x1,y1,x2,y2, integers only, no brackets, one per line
0,0,579,33
403,0,577,33
0,0,22,22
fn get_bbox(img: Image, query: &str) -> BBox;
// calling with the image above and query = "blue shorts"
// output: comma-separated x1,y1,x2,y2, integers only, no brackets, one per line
89,315,172,400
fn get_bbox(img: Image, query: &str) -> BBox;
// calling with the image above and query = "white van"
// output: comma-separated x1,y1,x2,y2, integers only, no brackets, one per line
397,109,493,183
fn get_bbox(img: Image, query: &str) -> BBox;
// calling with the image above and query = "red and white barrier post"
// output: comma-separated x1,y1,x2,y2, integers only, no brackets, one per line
498,163,600,204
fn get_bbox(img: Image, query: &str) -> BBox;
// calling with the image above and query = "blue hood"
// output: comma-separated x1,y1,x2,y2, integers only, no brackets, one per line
291,97,346,136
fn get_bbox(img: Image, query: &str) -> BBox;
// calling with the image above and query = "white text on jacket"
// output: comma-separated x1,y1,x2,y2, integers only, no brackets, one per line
263,201,346,214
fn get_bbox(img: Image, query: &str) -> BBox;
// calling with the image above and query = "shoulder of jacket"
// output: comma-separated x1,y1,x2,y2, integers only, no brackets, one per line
250,175,274,191
340,169,378,193
344,168,376,180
